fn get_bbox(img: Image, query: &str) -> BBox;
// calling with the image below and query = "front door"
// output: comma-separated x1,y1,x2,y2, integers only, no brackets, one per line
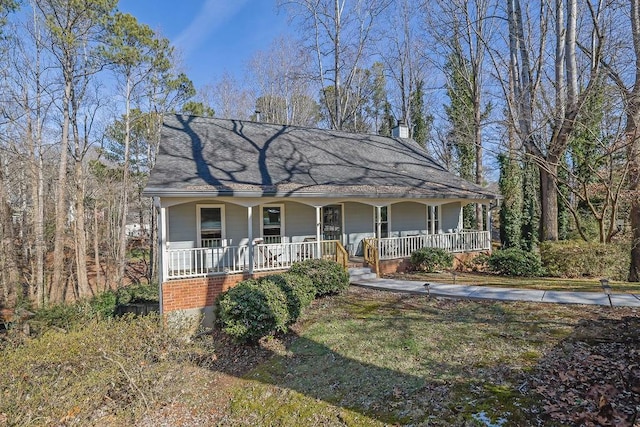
322,205,343,242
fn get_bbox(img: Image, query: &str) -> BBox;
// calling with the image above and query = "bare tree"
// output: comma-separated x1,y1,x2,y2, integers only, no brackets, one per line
205,72,253,120
247,36,320,126
428,0,496,230
281,0,391,130
501,0,605,242
33,0,117,302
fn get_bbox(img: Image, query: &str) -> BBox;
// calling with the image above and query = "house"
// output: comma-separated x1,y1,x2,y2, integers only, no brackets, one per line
143,114,499,325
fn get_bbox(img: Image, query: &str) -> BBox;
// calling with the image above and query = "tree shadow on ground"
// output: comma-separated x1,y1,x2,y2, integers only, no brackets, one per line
200,295,555,425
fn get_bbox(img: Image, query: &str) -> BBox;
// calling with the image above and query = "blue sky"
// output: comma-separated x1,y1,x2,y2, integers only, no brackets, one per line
117,0,290,89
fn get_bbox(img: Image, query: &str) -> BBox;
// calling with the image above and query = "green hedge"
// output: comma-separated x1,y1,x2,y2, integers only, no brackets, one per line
261,273,315,324
540,241,629,280
215,279,290,343
289,259,349,297
487,248,543,277
410,247,454,272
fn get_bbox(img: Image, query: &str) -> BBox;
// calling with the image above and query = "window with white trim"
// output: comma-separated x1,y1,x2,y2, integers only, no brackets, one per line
262,204,284,243
427,206,440,234
374,206,389,238
197,204,225,247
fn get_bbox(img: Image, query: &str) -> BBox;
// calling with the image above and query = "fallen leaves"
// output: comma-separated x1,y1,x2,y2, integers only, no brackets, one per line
527,316,640,426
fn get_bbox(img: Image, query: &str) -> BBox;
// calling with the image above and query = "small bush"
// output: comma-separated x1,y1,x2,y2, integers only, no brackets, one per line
116,283,158,305
215,279,290,343
487,248,543,277
261,273,315,324
288,259,349,297
410,247,454,272
540,241,629,280
90,290,117,318
32,303,92,331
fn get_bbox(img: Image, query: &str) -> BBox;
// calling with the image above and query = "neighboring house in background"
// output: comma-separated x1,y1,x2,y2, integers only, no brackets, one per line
143,114,499,325
125,223,149,237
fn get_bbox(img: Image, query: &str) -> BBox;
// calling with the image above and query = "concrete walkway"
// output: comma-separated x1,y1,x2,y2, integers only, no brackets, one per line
349,275,640,307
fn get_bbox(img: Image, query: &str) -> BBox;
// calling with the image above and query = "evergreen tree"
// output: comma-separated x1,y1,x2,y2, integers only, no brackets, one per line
410,79,432,147
498,153,523,249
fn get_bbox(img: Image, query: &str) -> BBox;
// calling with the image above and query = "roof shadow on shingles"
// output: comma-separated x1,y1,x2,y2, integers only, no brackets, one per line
148,114,498,199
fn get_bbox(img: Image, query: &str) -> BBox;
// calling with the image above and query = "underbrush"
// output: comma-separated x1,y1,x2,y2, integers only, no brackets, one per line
28,283,158,334
540,240,630,280
0,313,212,426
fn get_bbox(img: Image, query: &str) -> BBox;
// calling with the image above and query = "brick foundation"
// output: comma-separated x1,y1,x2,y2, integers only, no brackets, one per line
162,270,287,313
377,250,490,275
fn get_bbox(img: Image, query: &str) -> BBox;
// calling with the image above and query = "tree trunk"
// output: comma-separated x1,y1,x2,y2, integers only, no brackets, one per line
333,0,341,130
116,77,132,287
474,91,484,231
0,156,20,306
94,205,101,292
627,0,640,281
628,107,640,282
50,79,71,304
539,163,559,241
73,150,90,298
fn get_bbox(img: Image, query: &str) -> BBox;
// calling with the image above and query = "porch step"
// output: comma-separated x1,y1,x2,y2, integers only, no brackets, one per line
348,267,377,282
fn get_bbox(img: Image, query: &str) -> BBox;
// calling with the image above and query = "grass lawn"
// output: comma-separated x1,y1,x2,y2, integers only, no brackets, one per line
1,287,637,426
386,271,640,293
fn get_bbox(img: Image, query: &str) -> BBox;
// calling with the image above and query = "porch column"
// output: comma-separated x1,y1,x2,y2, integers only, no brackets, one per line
247,206,254,274
315,206,321,257
429,206,436,235
376,206,382,238
158,203,167,315
458,204,464,231
485,203,492,249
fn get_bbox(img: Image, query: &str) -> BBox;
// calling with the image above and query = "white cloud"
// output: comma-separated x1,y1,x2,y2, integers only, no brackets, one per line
174,0,249,57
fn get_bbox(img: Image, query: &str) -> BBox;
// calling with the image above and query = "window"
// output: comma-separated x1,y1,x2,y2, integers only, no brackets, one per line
262,204,284,243
374,206,389,238
197,205,225,247
427,206,440,234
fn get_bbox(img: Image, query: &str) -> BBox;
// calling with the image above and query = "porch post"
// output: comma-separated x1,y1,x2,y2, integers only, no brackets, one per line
248,206,254,274
158,202,167,315
376,206,382,238
315,206,321,257
486,203,492,249
429,206,436,235
458,204,464,231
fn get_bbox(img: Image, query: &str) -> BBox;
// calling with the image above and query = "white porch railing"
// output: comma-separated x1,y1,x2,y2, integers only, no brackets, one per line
166,241,320,279
165,231,490,279
377,230,491,260
167,245,248,279
252,241,319,271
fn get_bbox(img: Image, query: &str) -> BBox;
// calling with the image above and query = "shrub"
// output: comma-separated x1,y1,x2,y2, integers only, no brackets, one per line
410,247,454,272
261,273,315,324
487,248,543,277
116,283,158,305
32,303,92,331
215,279,290,343
540,241,629,280
288,259,349,297
90,290,117,318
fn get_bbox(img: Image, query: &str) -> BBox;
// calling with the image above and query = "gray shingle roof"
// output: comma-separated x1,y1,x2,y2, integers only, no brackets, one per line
143,114,498,200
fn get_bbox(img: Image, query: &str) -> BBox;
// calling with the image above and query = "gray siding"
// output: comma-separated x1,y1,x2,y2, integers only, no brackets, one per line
344,202,375,255
391,202,427,236
283,202,316,241
225,203,247,245
440,202,462,232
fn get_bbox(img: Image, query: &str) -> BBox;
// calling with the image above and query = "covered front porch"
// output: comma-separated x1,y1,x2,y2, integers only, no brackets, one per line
163,231,491,280
156,197,493,282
